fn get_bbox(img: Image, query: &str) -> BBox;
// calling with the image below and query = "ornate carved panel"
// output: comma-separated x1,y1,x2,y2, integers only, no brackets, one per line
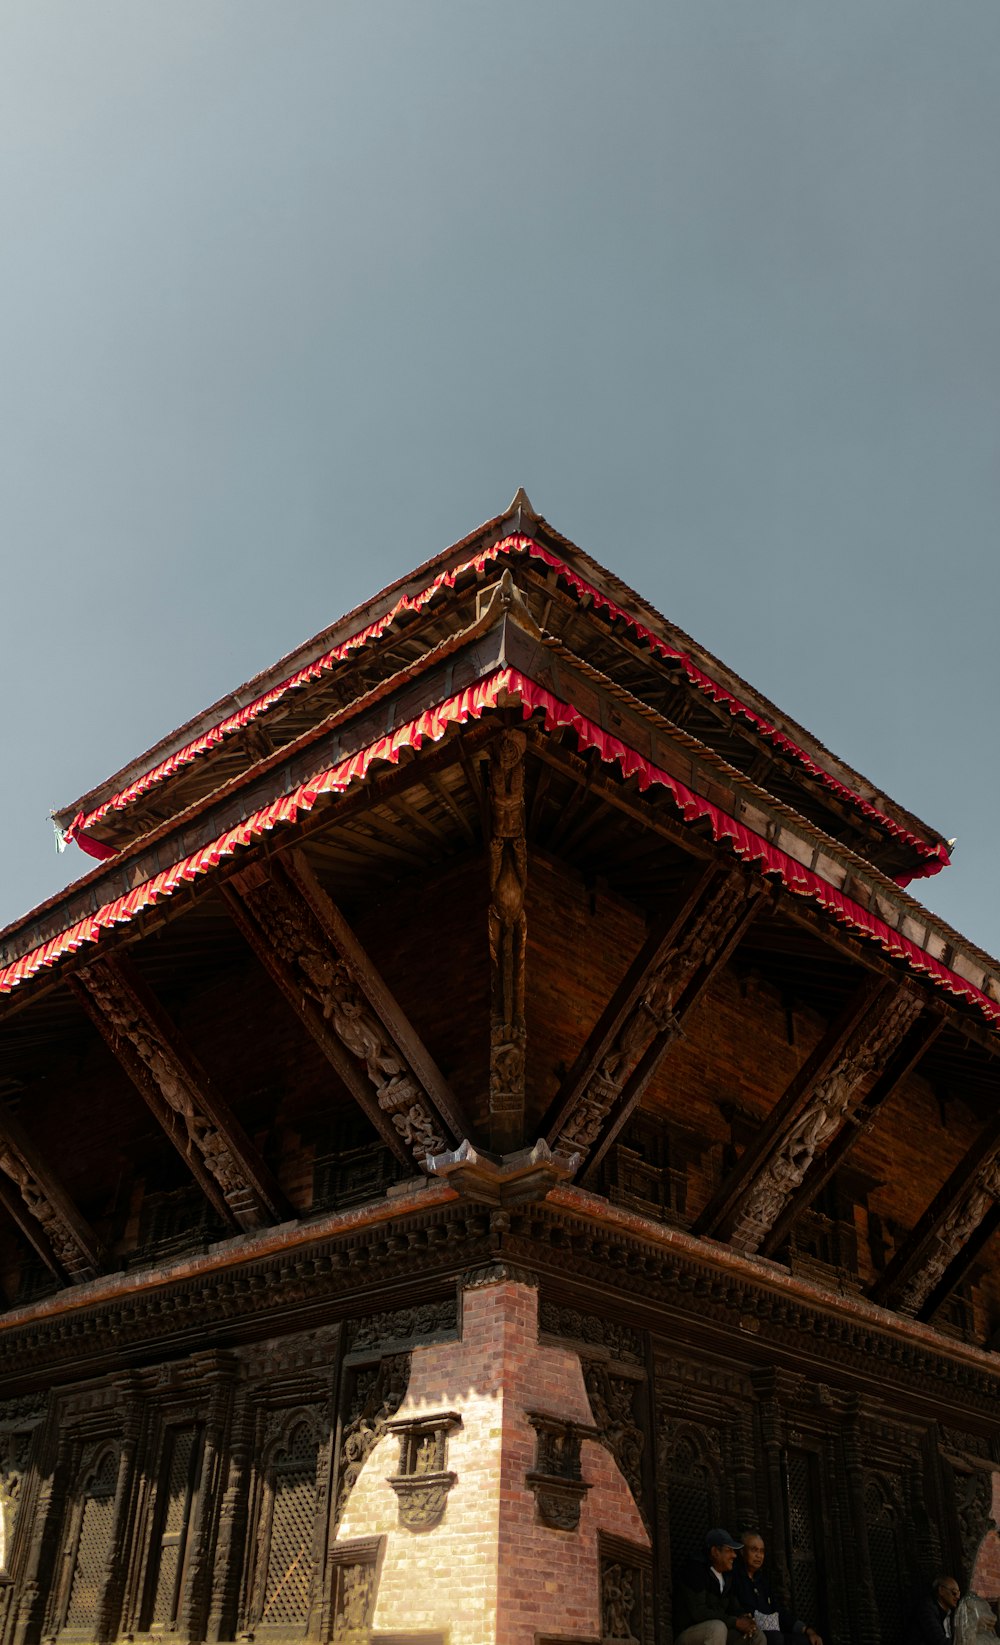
583,1361,648,1532
895,1157,1000,1317
525,1414,596,1531
329,1535,382,1643
334,1358,410,1531
599,1532,654,1645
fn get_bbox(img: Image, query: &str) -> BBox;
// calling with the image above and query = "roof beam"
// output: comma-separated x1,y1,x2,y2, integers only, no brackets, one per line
695,978,918,1247
760,1011,944,1257
0,1100,102,1282
920,1202,1000,1327
69,958,287,1233
488,729,528,1152
544,864,763,1174
869,1111,1000,1316
223,851,468,1169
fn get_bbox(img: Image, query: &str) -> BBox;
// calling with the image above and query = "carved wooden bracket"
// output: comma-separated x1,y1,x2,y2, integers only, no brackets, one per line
723,985,925,1254
426,1138,579,1205
69,958,286,1233
0,1101,101,1284
760,1011,944,1259
488,729,528,1152
871,1118,1000,1317
384,1411,461,1531
525,1413,598,1531
223,852,466,1170
696,979,915,1245
545,865,763,1172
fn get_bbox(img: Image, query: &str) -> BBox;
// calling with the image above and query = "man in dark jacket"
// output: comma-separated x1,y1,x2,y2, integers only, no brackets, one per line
674,1529,767,1645
731,1532,824,1645
909,1576,962,1645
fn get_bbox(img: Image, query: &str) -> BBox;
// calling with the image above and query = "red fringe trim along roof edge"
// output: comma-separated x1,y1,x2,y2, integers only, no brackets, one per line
59,537,948,879
8,670,995,1033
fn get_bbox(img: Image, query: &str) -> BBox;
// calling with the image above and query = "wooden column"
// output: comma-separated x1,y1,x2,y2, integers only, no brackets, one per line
488,729,528,1152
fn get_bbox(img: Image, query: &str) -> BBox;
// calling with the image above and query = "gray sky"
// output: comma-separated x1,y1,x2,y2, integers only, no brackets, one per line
2,3,998,955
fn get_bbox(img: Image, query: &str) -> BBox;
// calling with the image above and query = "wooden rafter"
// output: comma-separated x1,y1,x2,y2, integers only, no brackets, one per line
223,851,469,1170
544,864,763,1175
920,1201,1000,1325
69,958,287,1233
760,1012,944,1258
0,1100,101,1283
695,978,920,1247
869,1111,1000,1316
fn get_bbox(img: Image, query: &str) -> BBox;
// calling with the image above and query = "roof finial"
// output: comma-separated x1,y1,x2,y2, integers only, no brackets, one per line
506,487,536,531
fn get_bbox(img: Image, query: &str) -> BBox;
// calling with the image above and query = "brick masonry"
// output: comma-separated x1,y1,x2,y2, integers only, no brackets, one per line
335,1273,648,1643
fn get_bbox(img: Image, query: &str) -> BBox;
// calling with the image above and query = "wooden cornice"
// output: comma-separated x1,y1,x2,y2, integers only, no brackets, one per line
695,978,917,1247
69,958,288,1233
761,1012,945,1257
543,864,764,1174
223,851,470,1169
870,1110,1000,1316
0,1101,101,1283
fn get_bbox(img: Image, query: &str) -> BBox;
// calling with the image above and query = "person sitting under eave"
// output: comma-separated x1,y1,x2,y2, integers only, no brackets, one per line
730,1530,825,1645
674,1529,768,1645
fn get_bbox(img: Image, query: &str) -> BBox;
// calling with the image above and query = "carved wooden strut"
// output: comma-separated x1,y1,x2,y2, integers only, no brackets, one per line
488,729,528,1152
70,958,286,1232
0,1103,100,1283
545,866,762,1171
726,985,925,1255
224,854,464,1169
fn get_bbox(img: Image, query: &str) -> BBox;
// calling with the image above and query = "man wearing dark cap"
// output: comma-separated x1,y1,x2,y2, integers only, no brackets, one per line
732,1531,824,1645
674,1529,768,1645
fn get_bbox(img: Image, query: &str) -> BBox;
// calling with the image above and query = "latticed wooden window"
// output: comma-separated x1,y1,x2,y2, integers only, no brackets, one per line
257,1421,319,1634
864,1475,912,1645
140,1424,204,1633
786,1450,824,1629
60,1449,118,1636
666,1425,723,1577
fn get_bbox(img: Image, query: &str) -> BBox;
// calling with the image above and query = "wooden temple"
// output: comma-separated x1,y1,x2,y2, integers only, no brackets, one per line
1,492,999,1645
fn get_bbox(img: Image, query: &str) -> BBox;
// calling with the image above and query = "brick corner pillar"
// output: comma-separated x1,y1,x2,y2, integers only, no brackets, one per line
969,1472,1000,1602
334,1264,649,1644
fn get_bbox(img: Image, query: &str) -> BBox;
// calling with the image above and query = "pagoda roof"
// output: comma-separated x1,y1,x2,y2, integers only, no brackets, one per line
2,521,998,1043
51,491,949,884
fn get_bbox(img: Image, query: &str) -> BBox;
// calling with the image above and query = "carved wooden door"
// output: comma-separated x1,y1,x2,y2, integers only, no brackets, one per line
140,1424,204,1634
57,1449,118,1638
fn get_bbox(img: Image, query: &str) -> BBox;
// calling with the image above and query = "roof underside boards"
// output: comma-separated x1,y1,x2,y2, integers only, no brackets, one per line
52,503,948,883
4,607,1000,1040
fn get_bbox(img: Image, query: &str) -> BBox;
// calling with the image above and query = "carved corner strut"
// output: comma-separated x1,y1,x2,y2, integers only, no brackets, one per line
488,729,528,1153
384,1412,461,1531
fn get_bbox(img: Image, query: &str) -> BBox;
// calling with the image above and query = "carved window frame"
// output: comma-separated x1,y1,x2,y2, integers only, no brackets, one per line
525,1413,597,1532
243,1403,328,1641
328,1535,383,1643
598,1531,654,1645
50,1440,120,1641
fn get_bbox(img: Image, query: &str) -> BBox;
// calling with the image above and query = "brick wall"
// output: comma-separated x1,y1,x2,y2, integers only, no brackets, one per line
335,1273,647,1644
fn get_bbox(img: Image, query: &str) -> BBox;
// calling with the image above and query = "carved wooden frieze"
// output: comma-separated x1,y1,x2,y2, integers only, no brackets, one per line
487,728,528,1151
385,1411,460,1531
71,958,283,1231
728,987,924,1254
227,863,455,1169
